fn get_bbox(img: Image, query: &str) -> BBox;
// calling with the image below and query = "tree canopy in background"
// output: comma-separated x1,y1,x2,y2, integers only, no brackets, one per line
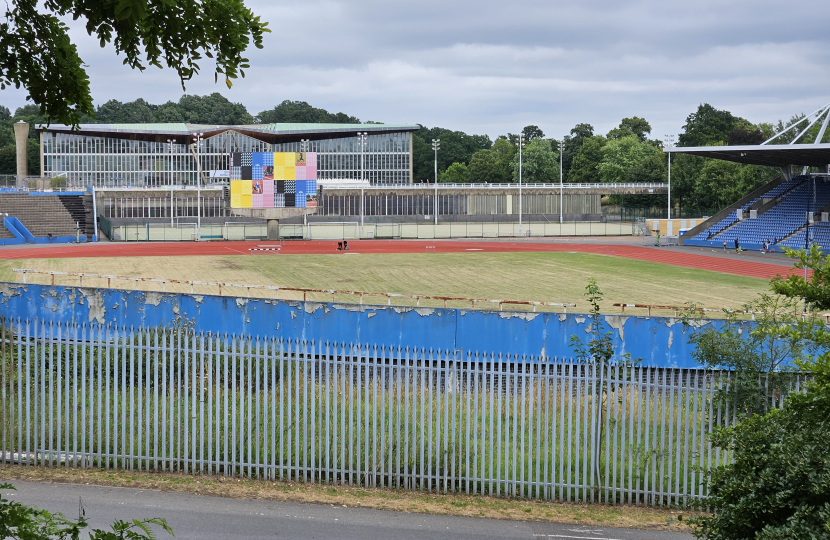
0,0,269,127
0,91,800,213
256,100,361,125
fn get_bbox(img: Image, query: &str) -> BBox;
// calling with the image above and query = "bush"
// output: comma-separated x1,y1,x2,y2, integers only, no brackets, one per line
692,362,830,539
0,483,173,540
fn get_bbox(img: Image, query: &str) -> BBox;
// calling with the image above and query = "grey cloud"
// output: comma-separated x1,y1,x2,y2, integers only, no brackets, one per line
2,0,829,139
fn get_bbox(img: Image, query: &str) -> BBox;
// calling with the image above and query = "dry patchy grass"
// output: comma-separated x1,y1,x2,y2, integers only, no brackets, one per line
0,465,695,532
0,251,768,314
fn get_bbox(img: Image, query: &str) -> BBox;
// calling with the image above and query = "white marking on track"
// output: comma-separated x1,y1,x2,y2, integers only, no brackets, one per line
533,535,622,540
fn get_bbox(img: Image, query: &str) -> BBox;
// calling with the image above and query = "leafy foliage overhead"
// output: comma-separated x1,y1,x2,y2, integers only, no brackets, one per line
0,0,269,126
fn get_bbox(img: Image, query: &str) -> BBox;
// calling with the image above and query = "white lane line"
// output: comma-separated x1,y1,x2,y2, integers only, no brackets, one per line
532,535,622,540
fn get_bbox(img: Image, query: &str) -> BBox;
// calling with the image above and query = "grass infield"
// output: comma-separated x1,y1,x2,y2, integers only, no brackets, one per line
0,251,769,315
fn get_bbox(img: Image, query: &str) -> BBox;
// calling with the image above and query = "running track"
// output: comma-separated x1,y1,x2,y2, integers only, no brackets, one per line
0,240,802,280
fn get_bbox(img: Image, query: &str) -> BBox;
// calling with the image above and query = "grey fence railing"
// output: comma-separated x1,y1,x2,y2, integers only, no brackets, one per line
0,318,767,506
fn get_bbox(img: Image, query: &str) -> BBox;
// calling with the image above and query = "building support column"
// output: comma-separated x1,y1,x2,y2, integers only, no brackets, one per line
14,121,29,183
267,219,280,240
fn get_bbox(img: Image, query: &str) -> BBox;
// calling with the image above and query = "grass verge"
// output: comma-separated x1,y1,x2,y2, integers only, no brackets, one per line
0,464,696,532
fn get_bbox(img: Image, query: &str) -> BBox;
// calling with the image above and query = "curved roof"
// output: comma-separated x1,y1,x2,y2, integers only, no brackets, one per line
35,122,419,144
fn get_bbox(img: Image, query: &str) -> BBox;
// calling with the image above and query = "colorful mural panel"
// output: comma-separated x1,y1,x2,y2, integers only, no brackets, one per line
229,152,317,208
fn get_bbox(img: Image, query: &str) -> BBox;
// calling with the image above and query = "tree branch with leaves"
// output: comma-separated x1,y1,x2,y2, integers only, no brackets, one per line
0,0,269,127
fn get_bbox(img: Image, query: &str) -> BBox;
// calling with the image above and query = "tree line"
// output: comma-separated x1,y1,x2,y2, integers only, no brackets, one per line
0,95,810,211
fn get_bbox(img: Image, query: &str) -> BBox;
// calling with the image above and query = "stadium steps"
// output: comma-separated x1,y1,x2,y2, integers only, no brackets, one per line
0,194,86,238
682,175,808,243
778,224,807,246
681,174,788,242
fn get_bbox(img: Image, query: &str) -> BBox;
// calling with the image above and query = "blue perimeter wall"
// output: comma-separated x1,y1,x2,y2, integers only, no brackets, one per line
0,282,741,368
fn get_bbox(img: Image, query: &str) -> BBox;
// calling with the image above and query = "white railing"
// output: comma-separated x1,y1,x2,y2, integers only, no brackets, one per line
323,183,669,191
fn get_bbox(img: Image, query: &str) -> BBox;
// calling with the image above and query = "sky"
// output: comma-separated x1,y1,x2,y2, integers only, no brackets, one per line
2,0,830,140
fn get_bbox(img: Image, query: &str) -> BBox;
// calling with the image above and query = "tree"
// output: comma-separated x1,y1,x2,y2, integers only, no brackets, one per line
568,135,606,182
678,104,736,147
684,294,805,416
522,125,545,141
412,126,491,182
727,125,764,145
596,135,664,184
689,248,830,540
439,162,469,183
174,93,253,124
512,138,558,183
95,99,155,124
468,150,501,183
0,0,269,126
606,116,652,141
690,159,773,210
561,123,594,174
256,100,361,124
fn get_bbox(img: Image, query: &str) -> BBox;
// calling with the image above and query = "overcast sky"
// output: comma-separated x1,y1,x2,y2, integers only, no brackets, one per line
3,0,829,139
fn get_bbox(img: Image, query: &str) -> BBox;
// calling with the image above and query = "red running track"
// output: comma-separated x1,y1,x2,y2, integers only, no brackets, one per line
0,240,801,280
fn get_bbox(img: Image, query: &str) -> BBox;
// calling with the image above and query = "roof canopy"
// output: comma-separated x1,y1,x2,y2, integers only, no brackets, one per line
673,101,830,168
671,143,830,168
35,122,420,144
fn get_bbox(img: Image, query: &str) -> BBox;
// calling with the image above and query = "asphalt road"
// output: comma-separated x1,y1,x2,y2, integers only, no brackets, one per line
1,480,694,540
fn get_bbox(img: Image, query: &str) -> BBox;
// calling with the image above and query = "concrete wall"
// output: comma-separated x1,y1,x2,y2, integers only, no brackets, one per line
0,282,738,368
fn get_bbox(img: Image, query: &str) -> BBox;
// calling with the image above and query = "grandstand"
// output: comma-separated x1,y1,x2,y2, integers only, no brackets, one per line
679,102,830,251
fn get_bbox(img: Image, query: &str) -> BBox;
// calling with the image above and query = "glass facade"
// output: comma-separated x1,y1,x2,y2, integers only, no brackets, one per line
41,127,413,188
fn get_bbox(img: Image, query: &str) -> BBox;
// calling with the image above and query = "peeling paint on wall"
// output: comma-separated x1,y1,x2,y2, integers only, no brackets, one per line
497,311,540,321
80,289,106,324
0,282,746,368
144,292,164,306
304,303,324,314
605,315,629,340
0,283,24,304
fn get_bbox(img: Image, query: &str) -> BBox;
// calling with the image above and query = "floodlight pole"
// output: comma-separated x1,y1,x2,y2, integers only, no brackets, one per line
357,132,368,230
193,133,204,232
167,139,175,227
518,134,524,236
663,135,674,219
558,139,564,224
432,139,440,225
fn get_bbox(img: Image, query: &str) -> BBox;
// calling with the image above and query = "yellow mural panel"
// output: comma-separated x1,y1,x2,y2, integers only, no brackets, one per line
241,180,252,195
230,180,242,196
230,194,241,207
240,194,252,208
283,166,295,180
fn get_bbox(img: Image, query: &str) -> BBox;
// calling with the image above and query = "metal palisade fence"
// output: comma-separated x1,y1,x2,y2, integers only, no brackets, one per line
0,318,769,506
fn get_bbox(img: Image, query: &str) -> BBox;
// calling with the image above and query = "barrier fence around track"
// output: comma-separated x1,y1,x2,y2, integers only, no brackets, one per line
103,220,642,242
0,318,804,506
12,269,576,312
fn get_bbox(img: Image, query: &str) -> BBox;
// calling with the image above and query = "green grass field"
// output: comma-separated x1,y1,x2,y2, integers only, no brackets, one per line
0,251,771,315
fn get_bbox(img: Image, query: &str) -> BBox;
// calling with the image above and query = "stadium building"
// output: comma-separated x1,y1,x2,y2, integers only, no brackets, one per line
7,118,666,242
37,122,418,187
677,103,830,251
